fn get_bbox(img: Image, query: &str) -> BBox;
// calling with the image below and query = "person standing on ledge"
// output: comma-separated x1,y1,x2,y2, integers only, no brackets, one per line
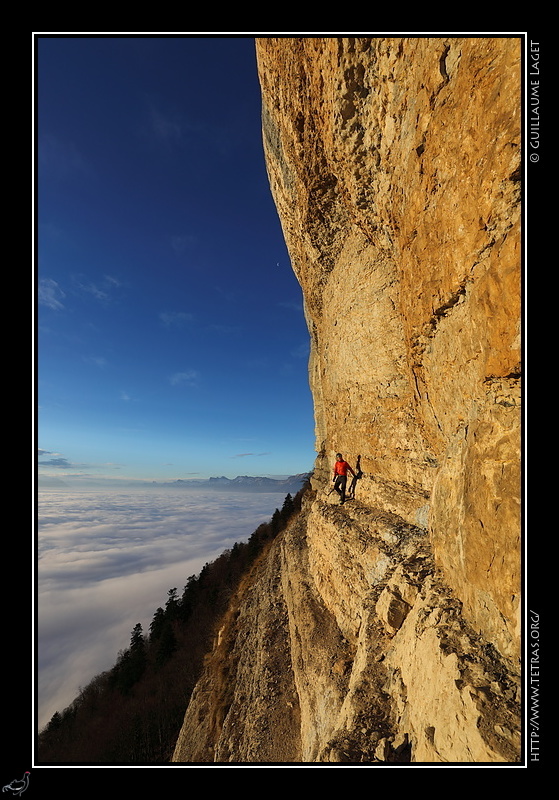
332,453,355,505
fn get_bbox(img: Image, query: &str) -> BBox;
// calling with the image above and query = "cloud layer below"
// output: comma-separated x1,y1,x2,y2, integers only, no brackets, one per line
37,488,288,730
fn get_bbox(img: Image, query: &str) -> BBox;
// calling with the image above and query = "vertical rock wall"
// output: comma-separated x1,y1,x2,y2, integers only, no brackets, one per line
256,36,521,661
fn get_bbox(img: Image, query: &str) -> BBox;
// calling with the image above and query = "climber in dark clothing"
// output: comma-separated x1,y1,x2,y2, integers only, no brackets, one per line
347,455,363,499
332,453,355,505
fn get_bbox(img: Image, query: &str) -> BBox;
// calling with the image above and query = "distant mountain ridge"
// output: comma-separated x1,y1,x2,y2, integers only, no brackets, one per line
37,473,311,492
162,473,310,493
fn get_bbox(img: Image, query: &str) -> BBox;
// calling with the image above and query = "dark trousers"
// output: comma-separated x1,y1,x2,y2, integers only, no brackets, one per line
333,474,347,503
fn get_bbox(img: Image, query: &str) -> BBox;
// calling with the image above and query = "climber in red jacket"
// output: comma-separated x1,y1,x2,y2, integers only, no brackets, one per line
332,453,355,505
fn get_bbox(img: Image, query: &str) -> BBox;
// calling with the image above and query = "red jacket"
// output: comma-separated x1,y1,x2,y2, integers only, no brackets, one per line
333,460,354,477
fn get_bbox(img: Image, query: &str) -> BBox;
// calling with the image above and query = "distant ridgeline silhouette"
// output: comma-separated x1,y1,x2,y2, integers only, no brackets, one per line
37,481,310,764
161,474,310,492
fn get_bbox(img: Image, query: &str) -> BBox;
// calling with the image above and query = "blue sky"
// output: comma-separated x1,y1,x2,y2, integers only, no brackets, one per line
36,36,316,484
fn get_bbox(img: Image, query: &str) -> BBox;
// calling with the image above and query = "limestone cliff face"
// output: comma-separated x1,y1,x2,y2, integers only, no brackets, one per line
172,37,522,764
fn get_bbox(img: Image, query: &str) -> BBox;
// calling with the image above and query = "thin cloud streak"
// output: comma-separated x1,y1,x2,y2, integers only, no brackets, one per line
169,370,199,387
39,278,65,311
159,311,194,329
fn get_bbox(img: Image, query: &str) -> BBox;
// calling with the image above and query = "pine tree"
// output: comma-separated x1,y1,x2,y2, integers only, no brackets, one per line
110,624,147,694
165,588,180,621
281,493,295,519
46,711,62,733
270,508,282,536
149,607,166,641
130,623,147,679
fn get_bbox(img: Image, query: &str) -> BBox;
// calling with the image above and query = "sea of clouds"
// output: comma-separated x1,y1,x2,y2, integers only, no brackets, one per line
36,488,290,731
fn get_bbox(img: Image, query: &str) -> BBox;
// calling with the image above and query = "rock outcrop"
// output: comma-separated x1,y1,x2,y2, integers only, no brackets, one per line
172,36,522,764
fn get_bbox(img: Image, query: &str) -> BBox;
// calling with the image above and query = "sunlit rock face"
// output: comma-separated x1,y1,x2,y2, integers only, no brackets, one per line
256,36,521,660
172,37,522,765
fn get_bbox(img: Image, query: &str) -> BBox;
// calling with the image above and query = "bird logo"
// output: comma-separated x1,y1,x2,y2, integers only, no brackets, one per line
2,773,30,796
